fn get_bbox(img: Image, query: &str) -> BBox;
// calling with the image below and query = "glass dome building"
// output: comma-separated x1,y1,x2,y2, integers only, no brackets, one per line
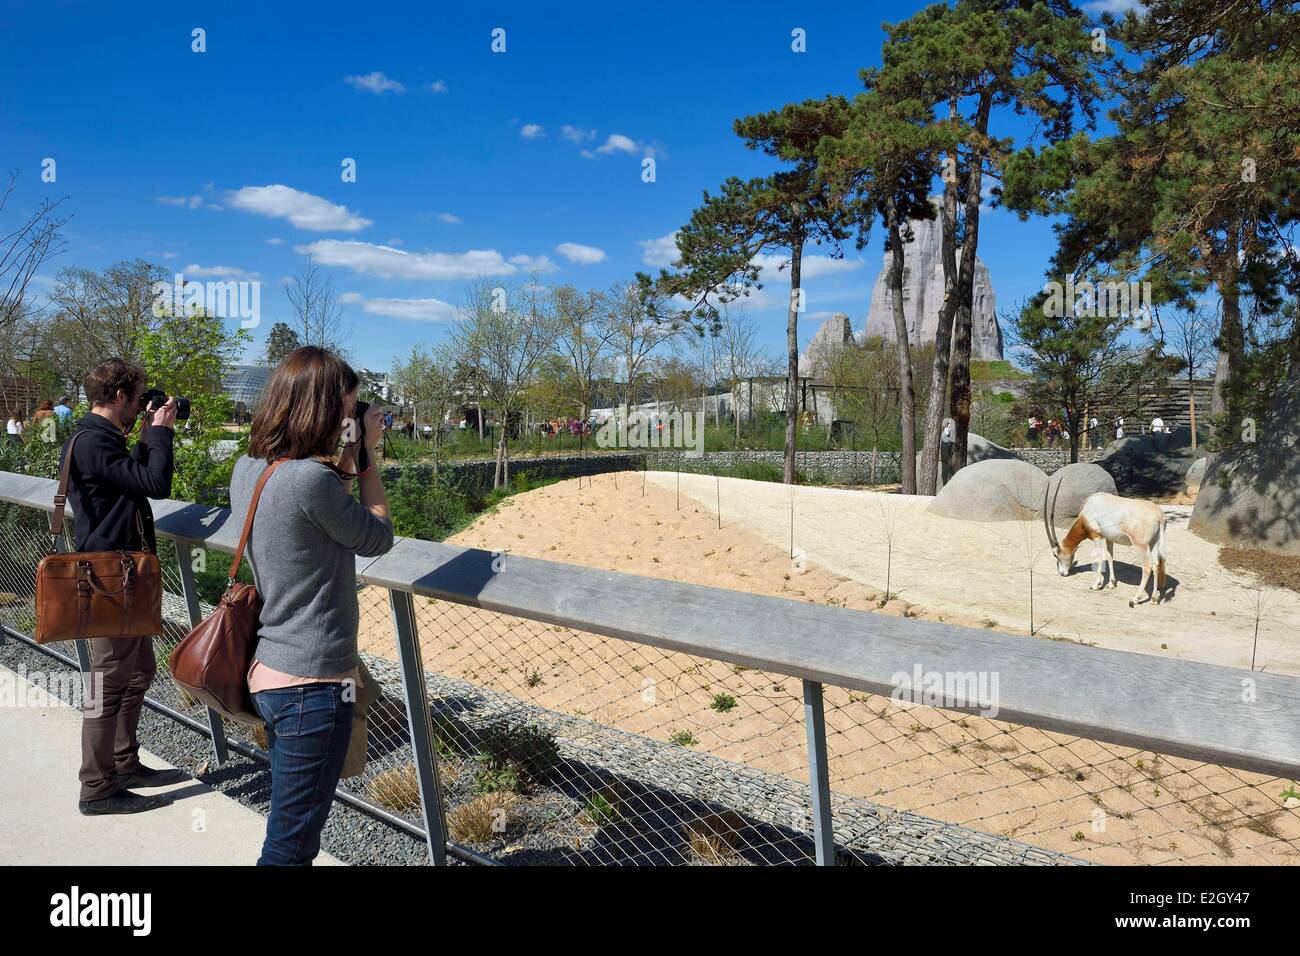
221,364,274,412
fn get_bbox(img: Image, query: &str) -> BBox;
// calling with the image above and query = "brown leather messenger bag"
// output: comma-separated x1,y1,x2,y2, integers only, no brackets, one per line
34,429,164,644
168,457,289,725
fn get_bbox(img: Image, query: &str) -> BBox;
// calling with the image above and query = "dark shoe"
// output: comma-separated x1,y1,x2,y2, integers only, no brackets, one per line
78,789,173,816
117,764,187,789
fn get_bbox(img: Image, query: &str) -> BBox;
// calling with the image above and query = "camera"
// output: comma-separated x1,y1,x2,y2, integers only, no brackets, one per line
142,388,191,420
353,400,371,472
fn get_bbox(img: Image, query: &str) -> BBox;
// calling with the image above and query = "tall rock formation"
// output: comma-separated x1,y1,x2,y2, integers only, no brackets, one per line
860,213,1003,360
798,311,854,377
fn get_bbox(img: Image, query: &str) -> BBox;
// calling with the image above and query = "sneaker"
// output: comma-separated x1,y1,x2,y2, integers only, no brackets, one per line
78,789,173,815
117,764,187,789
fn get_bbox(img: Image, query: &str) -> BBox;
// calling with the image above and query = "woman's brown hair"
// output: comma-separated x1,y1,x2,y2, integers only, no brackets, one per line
38,400,53,411
248,346,360,461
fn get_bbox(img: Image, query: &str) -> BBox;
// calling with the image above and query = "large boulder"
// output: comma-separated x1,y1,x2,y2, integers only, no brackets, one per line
1190,369,1300,554
1184,456,1210,495
918,421,1023,491
927,458,1049,522
1098,432,1207,497
1045,462,1117,520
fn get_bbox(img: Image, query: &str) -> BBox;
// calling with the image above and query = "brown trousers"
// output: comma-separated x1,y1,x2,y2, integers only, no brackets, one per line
79,635,157,801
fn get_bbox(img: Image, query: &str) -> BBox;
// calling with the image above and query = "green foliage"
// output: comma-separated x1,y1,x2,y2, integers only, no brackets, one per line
138,306,249,505
385,467,470,541
710,693,737,713
262,322,301,367
1003,0,1300,443
582,790,622,827
471,721,559,795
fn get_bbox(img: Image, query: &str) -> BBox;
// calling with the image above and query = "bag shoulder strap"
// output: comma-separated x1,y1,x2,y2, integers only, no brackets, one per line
227,457,291,583
50,429,84,540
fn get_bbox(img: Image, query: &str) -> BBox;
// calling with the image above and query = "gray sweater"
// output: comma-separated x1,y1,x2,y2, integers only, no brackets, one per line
229,455,394,677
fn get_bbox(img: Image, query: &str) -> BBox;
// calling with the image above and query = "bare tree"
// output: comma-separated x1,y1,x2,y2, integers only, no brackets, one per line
598,280,677,411
1166,306,1215,450
717,307,763,445
451,277,562,488
391,343,459,476
48,260,167,365
553,285,617,429
286,255,351,358
0,172,70,329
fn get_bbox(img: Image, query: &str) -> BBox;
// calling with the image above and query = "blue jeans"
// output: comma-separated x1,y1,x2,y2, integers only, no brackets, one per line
253,683,353,866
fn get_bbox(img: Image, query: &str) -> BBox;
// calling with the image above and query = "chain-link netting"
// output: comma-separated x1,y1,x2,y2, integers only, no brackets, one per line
352,587,1298,865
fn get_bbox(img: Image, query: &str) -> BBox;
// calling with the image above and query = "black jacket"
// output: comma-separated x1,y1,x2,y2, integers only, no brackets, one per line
59,412,175,553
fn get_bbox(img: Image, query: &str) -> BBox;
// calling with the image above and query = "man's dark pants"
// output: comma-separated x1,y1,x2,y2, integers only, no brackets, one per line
79,635,157,801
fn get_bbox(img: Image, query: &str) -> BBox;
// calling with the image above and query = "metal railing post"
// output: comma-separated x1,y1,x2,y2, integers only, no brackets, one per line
802,679,836,866
176,542,229,765
389,587,449,866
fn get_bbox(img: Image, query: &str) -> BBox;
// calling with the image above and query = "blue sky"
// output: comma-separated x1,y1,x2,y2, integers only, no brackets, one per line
1,0,1123,373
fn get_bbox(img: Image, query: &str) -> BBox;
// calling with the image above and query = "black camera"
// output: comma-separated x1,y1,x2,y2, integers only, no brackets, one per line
353,400,371,473
142,388,191,420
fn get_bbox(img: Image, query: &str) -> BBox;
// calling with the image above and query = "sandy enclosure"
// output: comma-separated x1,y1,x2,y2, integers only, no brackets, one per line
355,471,1300,865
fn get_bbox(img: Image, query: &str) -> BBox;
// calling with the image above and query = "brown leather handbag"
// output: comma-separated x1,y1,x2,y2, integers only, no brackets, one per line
168,457,288,725
34,431,164,644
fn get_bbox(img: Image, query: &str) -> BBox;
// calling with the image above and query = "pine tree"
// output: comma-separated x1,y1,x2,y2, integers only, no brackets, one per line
642,96,853,484
262,321,301,367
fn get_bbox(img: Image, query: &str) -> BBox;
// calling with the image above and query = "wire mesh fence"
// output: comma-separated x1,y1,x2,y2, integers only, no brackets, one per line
2,489,1298,867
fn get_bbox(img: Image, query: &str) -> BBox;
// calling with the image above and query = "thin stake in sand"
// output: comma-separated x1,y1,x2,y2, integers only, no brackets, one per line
873,491,902,604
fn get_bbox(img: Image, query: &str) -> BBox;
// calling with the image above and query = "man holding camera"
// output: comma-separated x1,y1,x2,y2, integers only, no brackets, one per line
61,358,184,815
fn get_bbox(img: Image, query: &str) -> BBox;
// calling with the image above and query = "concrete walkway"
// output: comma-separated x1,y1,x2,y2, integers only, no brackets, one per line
0,663,342,866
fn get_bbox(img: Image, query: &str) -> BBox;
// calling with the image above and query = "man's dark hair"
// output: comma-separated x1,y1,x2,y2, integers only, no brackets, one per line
84,358,146,408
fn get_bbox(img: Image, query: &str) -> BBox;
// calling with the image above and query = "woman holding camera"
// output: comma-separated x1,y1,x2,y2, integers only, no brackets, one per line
229,346,393,866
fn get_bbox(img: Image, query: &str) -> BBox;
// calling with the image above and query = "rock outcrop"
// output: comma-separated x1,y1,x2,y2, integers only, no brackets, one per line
860,208,1002,360
917,423,1022,490
1190,367,1300,554
1099,433,1207,497
798,312,854,377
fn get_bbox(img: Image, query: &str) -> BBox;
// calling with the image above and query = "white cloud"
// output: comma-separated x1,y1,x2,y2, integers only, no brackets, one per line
265,238,283,245
561,125,597,144
181,264,260,279
436,212,461,224
426,79,447,94
227,185,372,232
521,124,545,139
639,231,680,268
156,195,205,209
555,242,606,265
508,254,557,273
585,134,641,159
339,292,363,304
298,239,522,280
752,252,863,280
344,71,406,94
355,296,457,322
